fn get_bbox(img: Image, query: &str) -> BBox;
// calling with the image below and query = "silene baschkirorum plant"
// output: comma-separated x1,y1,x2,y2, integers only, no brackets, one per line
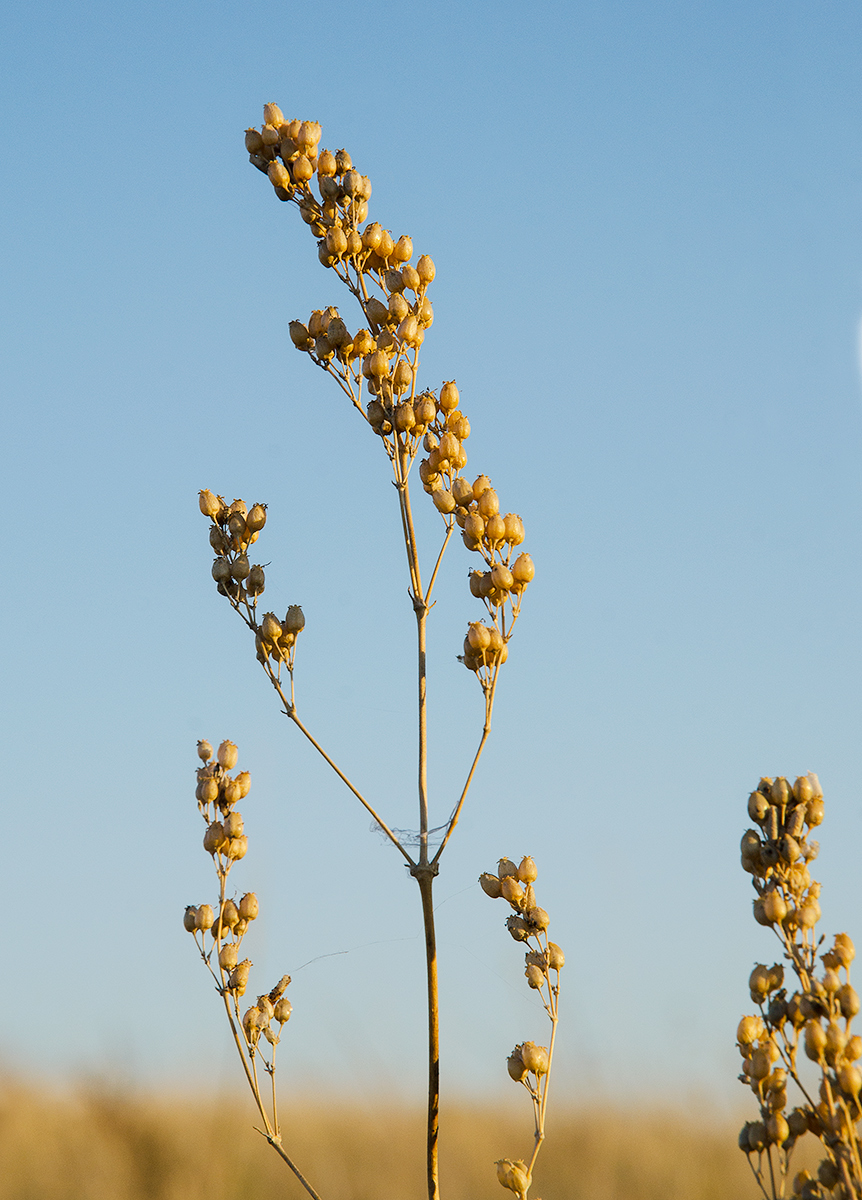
738,773,862,1200
185,103,558,1200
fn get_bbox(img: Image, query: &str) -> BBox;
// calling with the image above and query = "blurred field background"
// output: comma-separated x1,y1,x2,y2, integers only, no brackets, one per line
0,1079,772,1200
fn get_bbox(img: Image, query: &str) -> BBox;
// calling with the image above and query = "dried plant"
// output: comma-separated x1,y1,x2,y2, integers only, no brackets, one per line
479,857,563,1199
737,774,862,1199
184,103,557,1200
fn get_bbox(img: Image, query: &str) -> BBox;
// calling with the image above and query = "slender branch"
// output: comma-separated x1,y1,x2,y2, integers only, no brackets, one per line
432,670,500,865
264,669,415,865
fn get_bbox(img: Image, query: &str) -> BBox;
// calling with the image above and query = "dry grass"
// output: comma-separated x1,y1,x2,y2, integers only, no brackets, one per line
0,1079,766,1199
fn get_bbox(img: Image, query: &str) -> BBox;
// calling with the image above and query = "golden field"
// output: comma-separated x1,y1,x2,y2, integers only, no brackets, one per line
0,1080,775,1199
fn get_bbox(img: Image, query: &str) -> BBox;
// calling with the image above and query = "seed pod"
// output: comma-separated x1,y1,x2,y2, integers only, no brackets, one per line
274,996,293,1024
525,964,545,990
183,906,198,932
228,958,252,996
217,740,238,770
247,564,265,596
542,944,563,972
749,964,772,1001
212,557,231,584
199,777,219,806
468,623,492,651
520,1041,549,1076
506,915,530,941
837,983,861,1021
498,857,518,879
285,605,305,634
804,1020,827,1061
226,835,248,861
392,399,415,432
512,553,535,584
438,381,459,412
477,489,499,519
203,821,227,854
778,834,801,864
806,797,824,827
737,1015,766,1045
197,739,213,763
464,512,484,540
432,489,456,514
501,876,525,907
527,906,550,932
765,1113,789,1145
393,361,414,394
224,812,244,840
416,254,435,284
479,872,503,898
490,564,514,592
747,790,769,822
234,918,249,938
798,900,821,928
239,892,259,921
222,778,242,808
392,234,412,262
507,1045,528,1081
199,488,221,519
834,932,856,966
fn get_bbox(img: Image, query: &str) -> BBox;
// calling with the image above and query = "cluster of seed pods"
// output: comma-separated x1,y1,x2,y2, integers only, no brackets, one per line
185,739,293,1052
481,856,562,1200
738,775,862,1199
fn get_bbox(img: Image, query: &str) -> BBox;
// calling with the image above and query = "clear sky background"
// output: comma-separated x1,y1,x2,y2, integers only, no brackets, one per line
3,0,862,1118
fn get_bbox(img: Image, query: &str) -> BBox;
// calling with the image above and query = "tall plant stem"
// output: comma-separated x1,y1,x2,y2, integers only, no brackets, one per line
412,862,440,1200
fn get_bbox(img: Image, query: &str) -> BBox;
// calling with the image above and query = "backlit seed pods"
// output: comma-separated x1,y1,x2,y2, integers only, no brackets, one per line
218,741,239,770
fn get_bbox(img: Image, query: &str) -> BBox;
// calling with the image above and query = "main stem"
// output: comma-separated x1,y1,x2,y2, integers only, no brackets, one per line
399,454,440,1200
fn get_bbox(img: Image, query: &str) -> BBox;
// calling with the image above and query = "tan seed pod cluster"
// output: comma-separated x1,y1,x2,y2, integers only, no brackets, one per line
737,775,862,1197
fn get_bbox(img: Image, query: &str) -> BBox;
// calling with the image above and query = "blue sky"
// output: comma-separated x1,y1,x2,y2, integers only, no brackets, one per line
3,0,862,1115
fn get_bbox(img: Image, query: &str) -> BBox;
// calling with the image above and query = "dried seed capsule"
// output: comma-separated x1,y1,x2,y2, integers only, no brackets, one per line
765,1113,789,1145
228,958,252,996
274,996,293,1024
512,553,535,584
501,876,525,906
479,872,503,898
468,623,491,651
804,1020,827,1061
195,904,215,932
183,906,198,933
226,835,248,861
527,906,550,931
199,488,221,519
217,943,238,972
417,254,435,284
212,557,231,583
778,834,801,864
285,605,305,634
263,103,284,127
464,512,484,540
547,942,565,970
439,381,459,412
490,564,514,592
197,739,213,762
432,489,456,514
392,235,412,262
525,964,545,989
747,790,770,822
806,797,824,827
399,265,420,292
737,1015,766,1045
218,740,238,770
749,965,772,1001
506,915,530,941
417,297,434,326
247,564,265,595
507,1045,528,1081
393,361,414,394
834,933,856,966
378,229,395,260
222,778,242,807
498,857,518,879
519,1042,549,1075
239,892,259,921
203,821,226,854
224,811,244,839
